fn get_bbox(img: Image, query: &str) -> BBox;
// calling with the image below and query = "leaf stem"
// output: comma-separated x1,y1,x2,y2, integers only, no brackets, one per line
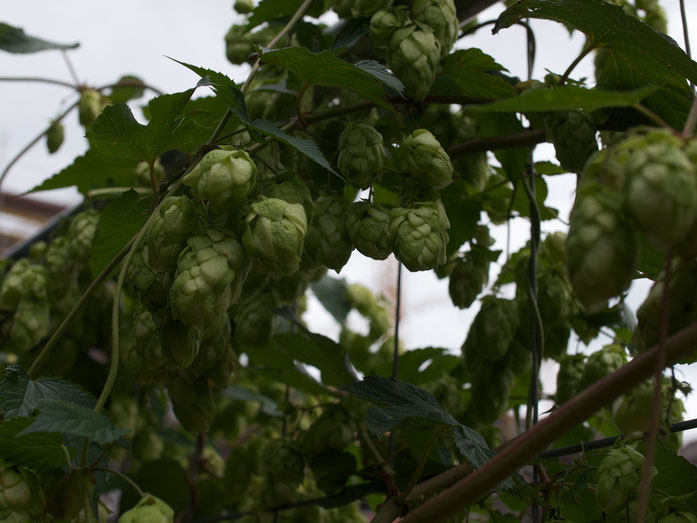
61,50,81,86
397,425,451,502
93,466,145,498
27,236,134,379
632,103,674,130
0,76,78,89
559,44,595,85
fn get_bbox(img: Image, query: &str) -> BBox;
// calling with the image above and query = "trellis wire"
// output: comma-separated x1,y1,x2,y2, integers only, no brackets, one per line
680,0,694,92
389,262,403,465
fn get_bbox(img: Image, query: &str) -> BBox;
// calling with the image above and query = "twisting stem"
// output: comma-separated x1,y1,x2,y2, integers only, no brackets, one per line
0,76,78,89
636,247,673,523
92,467,145,498
27,237,134,379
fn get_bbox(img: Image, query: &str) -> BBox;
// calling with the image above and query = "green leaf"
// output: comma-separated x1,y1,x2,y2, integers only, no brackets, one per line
89,189,154,277
247,0,327,30
474,113,528,182
259,47,403,108
86,87,203,162
18,399,129,445
310,275,351,325
108,75,146,103
118,458,189,515
218,386,281,417
534,161,567,175
494,0,697,128
374,348,461,385
354,60,405,95
174,60,241,111
0,22,78,53
452,425,496,470
31,148,141,196
466,85,656,113
0,417,73,470
652,444,697,513
435,49,517,100
0,365,95,419
511,176,558,221
637,234,664,280
316,482,385,509
273,332,355,386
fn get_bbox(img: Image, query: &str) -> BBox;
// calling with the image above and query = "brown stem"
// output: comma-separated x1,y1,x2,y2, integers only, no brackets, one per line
387,322,697,523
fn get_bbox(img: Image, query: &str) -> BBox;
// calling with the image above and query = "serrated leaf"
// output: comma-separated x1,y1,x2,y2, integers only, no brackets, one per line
259,47,402,108
652,445,697,513
0,417,74,470
0,22,78,53
86,88,203,162
19,399,129,445
354,60,405,95
452,425,496,470
466,85,655,113
31,148,141,195
374,348,461,385
219,386,281,417
310,275,351,325
89,189,154,277
174,60,241,111
0,364,95,419
274,332,355,386
435,49,517,100
494,0,697,128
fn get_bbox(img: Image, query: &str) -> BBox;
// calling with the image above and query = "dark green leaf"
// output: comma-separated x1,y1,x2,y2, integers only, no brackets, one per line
511,176,558,221
0,365,95,419
119,458,189,515
259,47,401,108
310,275,351,325
274,332,355,386
494,0,697,128
89,189,154,277
374,348,461,385
354,60,405,95
219,386,281,417
174,60,241,110
534,161,567,175
19,399,129,445
247,0,326,29
466,85,655,113
436,49,516,100
108,75,146,103
31,148,140,196
332,18,370,50
316,481,385,509
474,113,528,182
637,234,664,280
0,22,78,53
0,417,74,470
452,425,496,470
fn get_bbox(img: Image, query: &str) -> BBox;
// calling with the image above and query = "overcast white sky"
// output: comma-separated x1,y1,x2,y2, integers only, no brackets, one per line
2,1,697,439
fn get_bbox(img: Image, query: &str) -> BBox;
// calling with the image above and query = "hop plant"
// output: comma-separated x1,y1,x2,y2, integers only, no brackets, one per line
613,380,684,440
234,0,254,14
67,208,99,260
555,353,586,404
267,175,314,222
370,7,411,54
46,120,64,154
346,201,392,260
182,148,257,212
401,129,454,190
119,494,174,523
330,0,354,18
78,89,102,127
0,463,46,522
580,344,626,390
566,183,637,312
595,446,650,514
260,439,305,508
618,129,697,250
389,200,450,272
462,296,519,370
337,123,385,189
167,376,216,433
386,25,441,102
146,202,196,272
412,0,458,57
224,25,275,64
0,260,46,310
304,195,353,272
125,247,172,308
159,316,200,371
126,303,164,380
351,0,393,17
243,197,307,275
448,252,489,309
233,291,278,347
545,110,598,174
170,229,246,329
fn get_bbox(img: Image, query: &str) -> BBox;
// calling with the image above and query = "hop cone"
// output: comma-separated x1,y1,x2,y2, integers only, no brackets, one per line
67,208,99,260
147,196,197,271
566,183,637,312
471,364,515,424
389,200,450,272
0,464,46,521
545,110,598,173
233,291,278,347
159,316,200,371
0,260,46,310
126,303,164,380
346,201,392,260
260,440,305,508
167,376,216,434
125,247,172,308
119,494,174,523
337,123,385,189
234,0,254,14
170,229,246,329
304,195,353,272
595,446,648,514
412,0,458,57
555,353,586,404
580,344,626,390
386,25,440,101
401,129,453,189
448,252,489,309
330,0,353,18
243,197,307,275
462,296,519,370
10,297,50,351
370,7,411,53
351,0,393,17
183,148,257,212
268,175,314,222
619,129,697,250
225,25,275,64
78,89,102,127
46,121,64,154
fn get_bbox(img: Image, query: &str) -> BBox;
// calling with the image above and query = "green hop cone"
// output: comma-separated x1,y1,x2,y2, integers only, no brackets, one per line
78,89,102,127
401,129,454,190
45,120,64,154
389,200,450,272
167,376,216,434
330,0,354,18
146,214,185,273
471,364,515,424
370,7,411,54
260,439,305,508
159,316,200,371
10,296,50,351
462,296,520,369
337,123,385,189
595,446,651,514
126,303,164,380
386,25,440,102
170,229,246,329
351,0,394,18
618,129,697,250
234,0,254,14
580,344,626,390
233,291,278,347
243,197,307,275
125,247,172,308
0,260,46,310
555,353,585,404
160,196,198,239
566,183,637,312
545,110,598,173
346,201,392,260
119,494,174,523
448,252,489,309
267,175,314,222
0,464,46,521
304,195,353,272
224,25,275,64
412,0,458,57
182,148,257,213
536,267,572,325
67,208,99,260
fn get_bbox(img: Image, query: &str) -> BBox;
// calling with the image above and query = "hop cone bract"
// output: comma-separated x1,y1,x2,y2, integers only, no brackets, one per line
412,0,458,56
386,25,440,102
389,200,450,271
337,123,385,189
346,201,392,260
402,129,453,189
